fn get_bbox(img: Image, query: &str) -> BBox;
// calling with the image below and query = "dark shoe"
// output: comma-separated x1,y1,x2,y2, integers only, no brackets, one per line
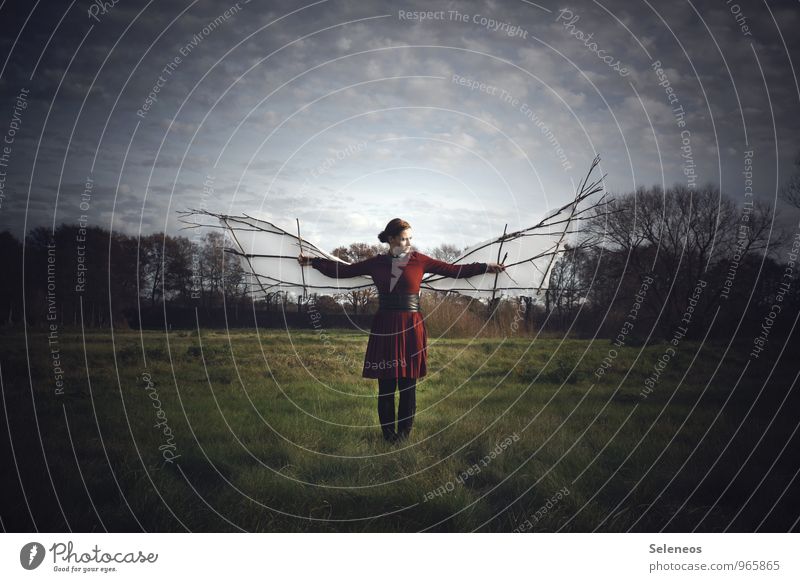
382,428,399,443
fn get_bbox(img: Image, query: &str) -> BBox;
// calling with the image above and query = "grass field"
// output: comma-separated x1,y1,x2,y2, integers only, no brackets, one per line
2,328,798,532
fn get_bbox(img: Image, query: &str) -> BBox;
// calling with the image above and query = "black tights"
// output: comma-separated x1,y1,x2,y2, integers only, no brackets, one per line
377,377,417,441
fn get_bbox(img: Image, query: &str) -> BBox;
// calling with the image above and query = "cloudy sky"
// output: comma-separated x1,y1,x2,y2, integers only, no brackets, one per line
0,0,798,252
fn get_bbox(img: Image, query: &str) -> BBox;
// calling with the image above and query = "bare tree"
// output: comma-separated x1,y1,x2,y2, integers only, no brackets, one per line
428,243,463,262
583,184,781,337
189,231,247,309
162,235,196,306
545,244,588,328
425,243,469,305
139,233,166,308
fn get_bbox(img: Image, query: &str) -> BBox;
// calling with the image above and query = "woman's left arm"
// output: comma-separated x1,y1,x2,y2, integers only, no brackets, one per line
422,253,490,278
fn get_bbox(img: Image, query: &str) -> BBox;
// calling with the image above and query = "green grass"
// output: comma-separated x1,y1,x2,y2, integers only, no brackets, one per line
2,328,796,532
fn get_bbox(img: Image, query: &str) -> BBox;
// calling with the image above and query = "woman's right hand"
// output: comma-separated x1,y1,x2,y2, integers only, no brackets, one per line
298,253,313,266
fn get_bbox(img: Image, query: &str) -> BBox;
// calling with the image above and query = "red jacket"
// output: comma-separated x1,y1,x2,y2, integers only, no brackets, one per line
310,251,488,378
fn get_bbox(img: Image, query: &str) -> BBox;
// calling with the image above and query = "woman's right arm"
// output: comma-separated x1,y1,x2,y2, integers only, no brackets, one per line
299,254,373,279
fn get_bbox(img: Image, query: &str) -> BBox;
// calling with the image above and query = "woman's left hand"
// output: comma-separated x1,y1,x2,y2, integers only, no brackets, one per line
486,262,506,274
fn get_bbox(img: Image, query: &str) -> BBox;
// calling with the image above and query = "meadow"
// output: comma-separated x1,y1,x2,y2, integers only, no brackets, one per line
2,328,797,532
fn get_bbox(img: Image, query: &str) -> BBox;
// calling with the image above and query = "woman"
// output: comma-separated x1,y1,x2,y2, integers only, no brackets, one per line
298,218,505,443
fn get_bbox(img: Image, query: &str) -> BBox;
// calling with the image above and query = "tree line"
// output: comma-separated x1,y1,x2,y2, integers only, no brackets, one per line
553,184,798,342
1,182,798,341
0,225,247,329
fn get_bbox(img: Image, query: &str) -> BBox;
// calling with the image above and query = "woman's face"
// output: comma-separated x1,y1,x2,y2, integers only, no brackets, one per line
388,228,413,255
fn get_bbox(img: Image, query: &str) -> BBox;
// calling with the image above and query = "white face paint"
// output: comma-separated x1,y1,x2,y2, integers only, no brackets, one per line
388,228,413,257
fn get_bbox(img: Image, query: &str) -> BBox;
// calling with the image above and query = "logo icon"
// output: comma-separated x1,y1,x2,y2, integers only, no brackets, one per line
20,542,46,570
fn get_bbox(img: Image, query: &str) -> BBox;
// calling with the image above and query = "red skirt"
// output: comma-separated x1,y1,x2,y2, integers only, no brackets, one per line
362,311,427,378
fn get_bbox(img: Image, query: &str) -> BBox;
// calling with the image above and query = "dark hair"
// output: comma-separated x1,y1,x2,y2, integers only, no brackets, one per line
378,218,411,243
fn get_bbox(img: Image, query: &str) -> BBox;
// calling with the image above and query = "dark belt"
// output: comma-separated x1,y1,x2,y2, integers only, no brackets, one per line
378,293,420,312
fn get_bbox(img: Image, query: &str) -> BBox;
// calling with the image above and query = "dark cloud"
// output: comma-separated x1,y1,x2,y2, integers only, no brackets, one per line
0,0,798,249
